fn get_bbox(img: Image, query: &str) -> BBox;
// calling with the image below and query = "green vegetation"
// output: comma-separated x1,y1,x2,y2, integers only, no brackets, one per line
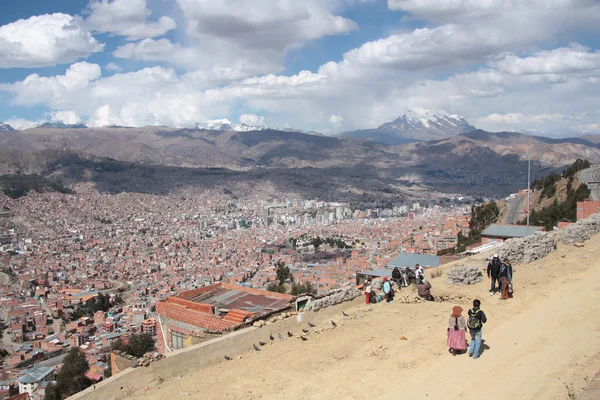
438,201,500,255
521,159,591,230
266,282,286,293
111,333,155,357
44,348,92,399
275,260,291,284
290,281,317,295
0,173,73,199
69,293,122,320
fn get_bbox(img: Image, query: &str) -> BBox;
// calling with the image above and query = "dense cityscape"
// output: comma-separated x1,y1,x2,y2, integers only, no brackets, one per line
0,181,474,398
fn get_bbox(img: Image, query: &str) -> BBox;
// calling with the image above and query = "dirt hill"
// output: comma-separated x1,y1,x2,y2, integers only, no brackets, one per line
124,234,600,400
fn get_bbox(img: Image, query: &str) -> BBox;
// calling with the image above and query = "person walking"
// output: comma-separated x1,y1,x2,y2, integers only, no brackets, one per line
498,258,513,300
447,306,467,355
467,299,487,359
487,254,502,295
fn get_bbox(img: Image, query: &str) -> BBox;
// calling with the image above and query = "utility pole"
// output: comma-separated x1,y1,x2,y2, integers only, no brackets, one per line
527,148,531,226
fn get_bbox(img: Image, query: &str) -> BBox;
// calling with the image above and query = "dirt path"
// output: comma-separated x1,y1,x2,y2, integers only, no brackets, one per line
131,235,600,400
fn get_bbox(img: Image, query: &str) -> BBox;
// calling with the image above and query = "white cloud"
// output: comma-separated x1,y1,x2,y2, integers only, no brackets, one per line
330,114,343,125
47,110,83,125
492,44,600,76
84,0,176,41
0,13,103,68
111,0,358,79
177,0,357,50
239,114,265,126
105,62,122,72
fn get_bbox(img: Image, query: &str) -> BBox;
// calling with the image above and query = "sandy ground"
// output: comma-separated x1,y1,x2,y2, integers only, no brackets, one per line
131,235,600,400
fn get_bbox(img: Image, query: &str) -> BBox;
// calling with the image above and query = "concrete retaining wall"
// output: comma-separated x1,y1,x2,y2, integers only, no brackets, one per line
69,297,362,400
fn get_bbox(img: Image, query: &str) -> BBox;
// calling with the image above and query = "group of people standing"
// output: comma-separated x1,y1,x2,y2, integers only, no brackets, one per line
487,254,513,300
363,264,431,304
447,299,487,359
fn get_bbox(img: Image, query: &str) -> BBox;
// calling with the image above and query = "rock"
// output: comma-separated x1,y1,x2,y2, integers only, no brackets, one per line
447,266,482,285
252,321,262,328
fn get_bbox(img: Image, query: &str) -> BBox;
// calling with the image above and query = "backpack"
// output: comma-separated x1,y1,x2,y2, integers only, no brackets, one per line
467,309,482,330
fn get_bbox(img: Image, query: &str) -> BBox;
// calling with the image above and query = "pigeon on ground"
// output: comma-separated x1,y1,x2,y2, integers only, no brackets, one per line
342,311,350,317
253,344,261,351
300,335,308,341
287,331,294,337
269,334,275,341
331,320,337,328
308,322,316,328
224,355,232,361
302,328,309,334
259,341,267,346
278,333,284,341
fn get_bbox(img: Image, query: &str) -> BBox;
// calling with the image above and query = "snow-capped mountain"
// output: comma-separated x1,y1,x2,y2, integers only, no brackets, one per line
196,119,269,132
39,122,87,129
0,122,15,132
341,109,477,145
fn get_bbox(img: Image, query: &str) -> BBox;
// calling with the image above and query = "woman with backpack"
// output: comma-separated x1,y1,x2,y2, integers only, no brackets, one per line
447,306,467,355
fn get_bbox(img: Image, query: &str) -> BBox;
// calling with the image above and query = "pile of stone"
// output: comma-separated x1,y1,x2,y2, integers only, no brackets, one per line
394,286,422,304
498,231,558,264
446,266,483,285
303,287,361,312
137,352,165,367
560,213,600,245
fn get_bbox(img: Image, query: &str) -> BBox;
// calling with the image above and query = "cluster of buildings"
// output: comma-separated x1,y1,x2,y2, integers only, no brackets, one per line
0,182,477,397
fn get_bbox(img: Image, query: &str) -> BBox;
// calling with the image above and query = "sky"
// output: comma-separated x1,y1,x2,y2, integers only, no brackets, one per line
0,0,599,136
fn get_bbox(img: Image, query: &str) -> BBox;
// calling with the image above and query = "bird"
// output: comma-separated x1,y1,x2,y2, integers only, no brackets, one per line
287,331,294,337
331,320,337,328
269,334,275,341
308,322,316,328
300,335,308,341
224,355,232,361
278,333,284,341
342,311,350,317
253,344,261,351
302,328,309,334
259,341,267,346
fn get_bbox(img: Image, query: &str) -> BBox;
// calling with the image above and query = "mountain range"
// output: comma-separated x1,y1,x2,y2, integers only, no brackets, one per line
340,109,477,144
1,122,599,198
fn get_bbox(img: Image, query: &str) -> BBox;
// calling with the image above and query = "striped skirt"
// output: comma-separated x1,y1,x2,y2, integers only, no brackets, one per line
447,328,467,350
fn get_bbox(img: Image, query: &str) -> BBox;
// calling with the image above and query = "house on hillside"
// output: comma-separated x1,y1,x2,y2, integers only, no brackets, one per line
481,224,544,243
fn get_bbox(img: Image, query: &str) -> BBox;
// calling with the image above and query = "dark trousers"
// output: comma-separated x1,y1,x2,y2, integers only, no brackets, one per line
490,276,499,292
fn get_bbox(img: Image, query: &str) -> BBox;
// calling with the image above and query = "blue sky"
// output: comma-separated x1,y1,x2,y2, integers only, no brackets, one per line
0,0,599,135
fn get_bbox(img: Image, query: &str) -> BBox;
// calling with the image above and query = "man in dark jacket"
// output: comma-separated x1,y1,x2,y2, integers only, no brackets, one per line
391,267,402,290
487,254,502,295
499,258,513,299
467,299,487,359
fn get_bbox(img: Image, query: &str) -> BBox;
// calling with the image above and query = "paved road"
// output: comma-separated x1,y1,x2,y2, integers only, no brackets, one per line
579,165,600,201
505,196,525,224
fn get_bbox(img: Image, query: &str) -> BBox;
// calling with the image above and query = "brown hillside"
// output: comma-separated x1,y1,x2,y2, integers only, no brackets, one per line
122,235,600,400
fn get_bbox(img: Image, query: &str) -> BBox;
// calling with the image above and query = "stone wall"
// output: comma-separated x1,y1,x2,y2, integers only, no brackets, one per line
560,213,600,245
498,231,559,264
495,213,600,265
446,266,483,285
303,287,361,312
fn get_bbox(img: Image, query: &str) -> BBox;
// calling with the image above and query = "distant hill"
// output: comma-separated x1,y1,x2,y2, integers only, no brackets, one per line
1,126,600,197
340,109,476,144
38,122,87,129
